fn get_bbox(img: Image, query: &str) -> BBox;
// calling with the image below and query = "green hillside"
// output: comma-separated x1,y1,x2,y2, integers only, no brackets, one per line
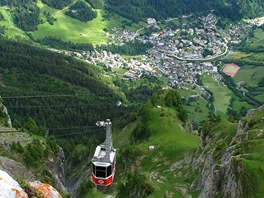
31,0,111,45
83,89,199,197
0,0,132,45
0,7,27,39
195,105,264,197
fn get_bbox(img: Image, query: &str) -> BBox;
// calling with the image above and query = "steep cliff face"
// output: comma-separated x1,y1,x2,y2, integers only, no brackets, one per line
0,101,68,196
0,103,12,128
191,105,264,198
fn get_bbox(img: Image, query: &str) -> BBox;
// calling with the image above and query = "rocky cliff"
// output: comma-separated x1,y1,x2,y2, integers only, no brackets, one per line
190,105,264,198
0,100,68,197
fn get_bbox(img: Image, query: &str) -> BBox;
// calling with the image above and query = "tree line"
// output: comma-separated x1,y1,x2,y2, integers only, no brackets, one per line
105,0,263,23
97,40,152,56
41,0,73,9
0,0,40,31
65,1,97,22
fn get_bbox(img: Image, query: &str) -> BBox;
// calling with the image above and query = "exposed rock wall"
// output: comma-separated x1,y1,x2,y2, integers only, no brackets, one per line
191,105,264,198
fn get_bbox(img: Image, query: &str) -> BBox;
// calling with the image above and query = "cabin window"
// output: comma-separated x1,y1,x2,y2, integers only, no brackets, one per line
95,166,106,178
107,165,112,177
92,164,96,175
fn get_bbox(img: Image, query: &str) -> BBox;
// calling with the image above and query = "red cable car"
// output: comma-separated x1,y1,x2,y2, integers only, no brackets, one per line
91,119,116,186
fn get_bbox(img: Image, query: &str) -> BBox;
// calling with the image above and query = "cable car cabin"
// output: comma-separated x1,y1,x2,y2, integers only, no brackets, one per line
91,120,116,186
91,149,116,186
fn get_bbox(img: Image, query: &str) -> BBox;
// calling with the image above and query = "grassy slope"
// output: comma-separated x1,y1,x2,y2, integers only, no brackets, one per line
117,107,199,197
235,109,264,197
85,106,199,198
30,0,141,45
0,7,27,39
0,0,142,45
31,0,109,45
140,107,199,197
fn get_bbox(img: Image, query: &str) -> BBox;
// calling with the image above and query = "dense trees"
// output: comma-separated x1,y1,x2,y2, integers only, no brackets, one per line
41,0,73,9
97,40,152,56
0,38,137,166
117,172,154,198
105,0,263,22
0,39,126,130
35,36,94,51
43,11,56,25
65,1,97,22
0,0,40,31
0,0,36,7
85,0,103,9
12,4,40,31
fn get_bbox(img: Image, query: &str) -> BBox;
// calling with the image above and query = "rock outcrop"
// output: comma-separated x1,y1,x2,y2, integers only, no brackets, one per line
191,105,264,198
0,170,28,198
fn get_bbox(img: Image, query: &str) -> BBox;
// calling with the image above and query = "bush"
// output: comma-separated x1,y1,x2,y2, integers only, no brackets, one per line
80,179,94,195
65,1,97,22
131,121,150,143
117,172,154,198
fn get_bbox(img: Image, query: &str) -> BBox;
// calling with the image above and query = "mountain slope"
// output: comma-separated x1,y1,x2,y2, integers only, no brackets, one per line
83,89,200,197
0,101,66,196
106,0,264,22
0,38,125,130
1,0,264,45
190,105,264,197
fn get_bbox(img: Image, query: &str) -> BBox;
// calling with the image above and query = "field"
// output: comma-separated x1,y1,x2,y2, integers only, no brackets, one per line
222,63,241,77
234,65,263,87
111,67,128,75
31,1,111,45
202,74,233,115
249,28,264,47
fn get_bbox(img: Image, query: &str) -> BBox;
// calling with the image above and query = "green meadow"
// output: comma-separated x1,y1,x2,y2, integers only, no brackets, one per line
202,74,232,115
31,1,110,45
249,28,264,47
234,65,263,87
140,107,199,197
179,88,210,123
29,0,142,45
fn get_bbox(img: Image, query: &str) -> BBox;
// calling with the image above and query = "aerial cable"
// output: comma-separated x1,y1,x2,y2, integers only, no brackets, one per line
53,129,104,137
0,128,104,137
1,92,114,99
0,125,98,134
5,104,100,109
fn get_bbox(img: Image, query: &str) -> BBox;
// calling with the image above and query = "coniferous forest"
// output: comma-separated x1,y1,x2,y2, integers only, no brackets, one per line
0,39,129,130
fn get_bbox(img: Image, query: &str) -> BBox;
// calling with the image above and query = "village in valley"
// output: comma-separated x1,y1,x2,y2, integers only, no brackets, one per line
50,13,248,90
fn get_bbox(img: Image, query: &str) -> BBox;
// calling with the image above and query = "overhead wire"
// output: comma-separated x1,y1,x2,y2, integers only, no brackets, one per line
1,92,114,99
0,125,98,133
5,104,97,109
53,129,104,137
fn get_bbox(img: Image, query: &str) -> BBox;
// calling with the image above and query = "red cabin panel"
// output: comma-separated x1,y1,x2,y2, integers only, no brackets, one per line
92,175,113,186
91,163,116,186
